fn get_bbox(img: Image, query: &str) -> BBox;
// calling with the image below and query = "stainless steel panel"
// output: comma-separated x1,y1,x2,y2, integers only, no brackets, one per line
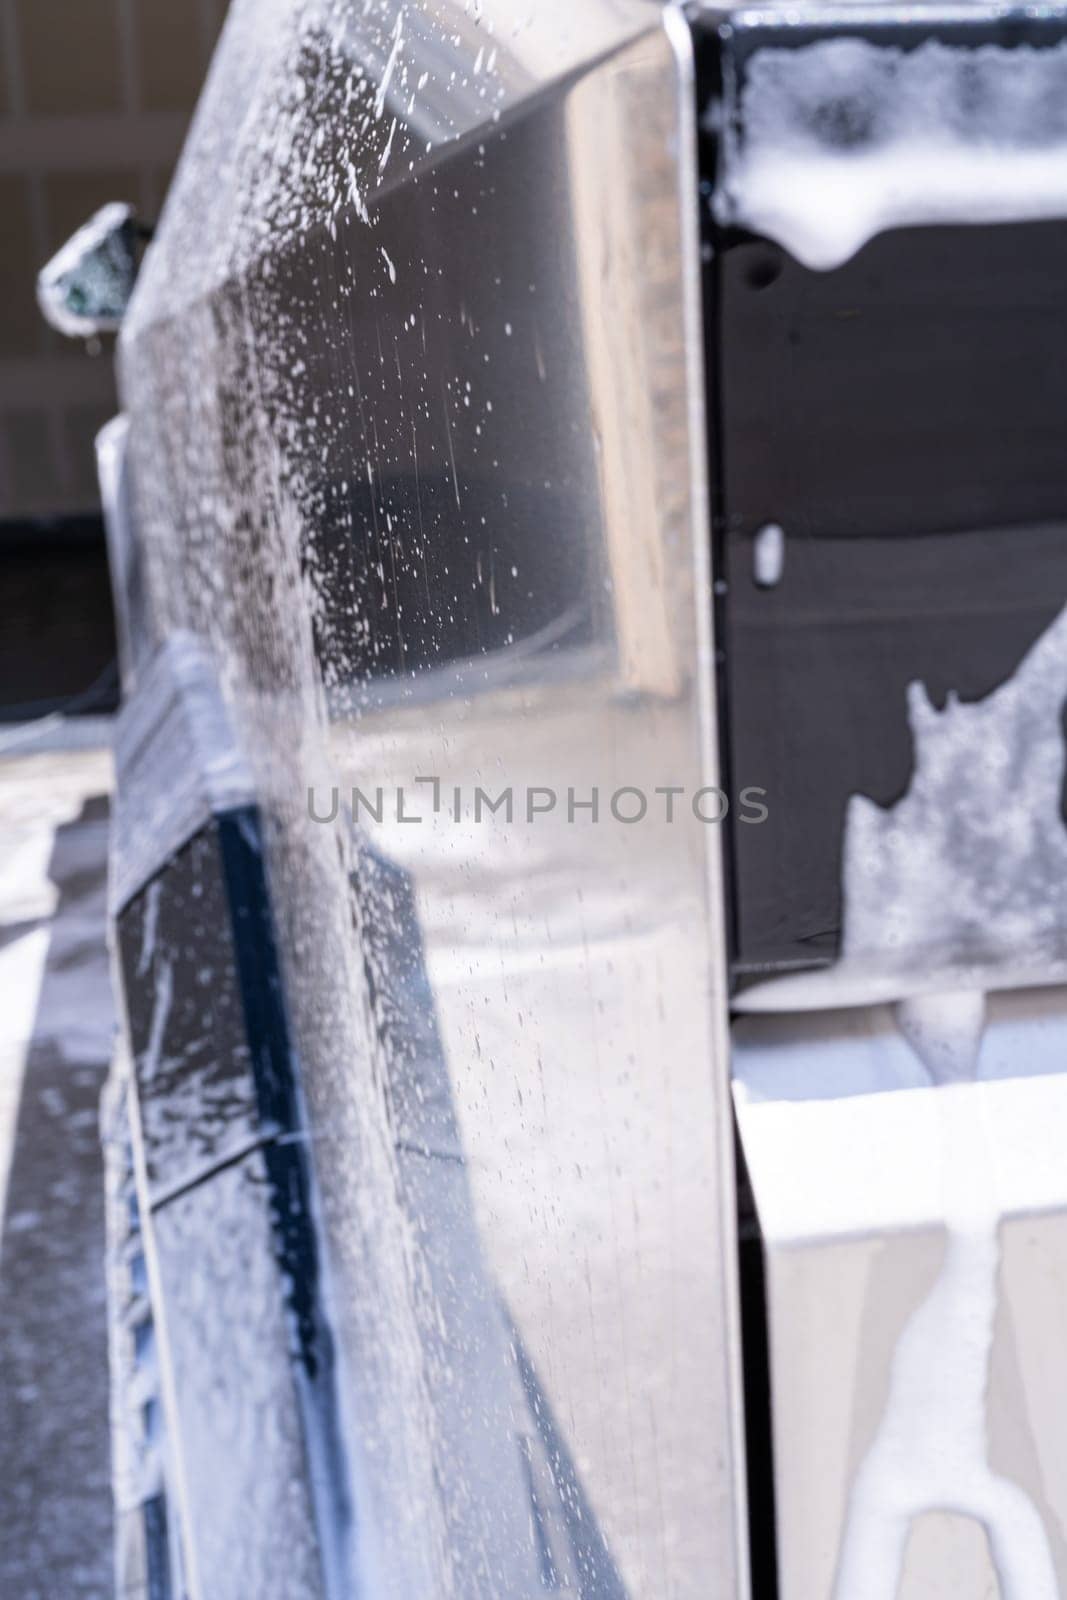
116,1,748,1596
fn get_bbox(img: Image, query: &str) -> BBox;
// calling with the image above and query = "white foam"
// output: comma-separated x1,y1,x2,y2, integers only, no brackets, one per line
735,577,1067,1580
824,612,1067,1587
740,599,1067,1011
716,37,1067,271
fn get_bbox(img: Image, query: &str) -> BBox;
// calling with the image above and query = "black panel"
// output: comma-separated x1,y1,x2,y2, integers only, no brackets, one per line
117,824,259,1198
114,808,353,1592
695,17,1067,986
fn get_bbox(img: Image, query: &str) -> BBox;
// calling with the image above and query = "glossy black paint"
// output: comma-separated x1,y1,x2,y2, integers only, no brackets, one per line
695,14,1067,986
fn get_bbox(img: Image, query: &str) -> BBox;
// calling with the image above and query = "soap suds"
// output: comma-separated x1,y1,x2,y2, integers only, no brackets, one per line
824,590,1067,1593
739,599,1067,1011
716,37,1067,270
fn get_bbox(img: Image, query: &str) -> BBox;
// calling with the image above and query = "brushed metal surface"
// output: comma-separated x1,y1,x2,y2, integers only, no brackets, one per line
116,3,749,1596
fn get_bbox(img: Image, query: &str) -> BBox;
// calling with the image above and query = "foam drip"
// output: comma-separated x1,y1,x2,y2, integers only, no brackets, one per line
835,991,1059,1596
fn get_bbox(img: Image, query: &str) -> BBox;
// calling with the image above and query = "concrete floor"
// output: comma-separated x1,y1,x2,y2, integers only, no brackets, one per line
0,738,115,1598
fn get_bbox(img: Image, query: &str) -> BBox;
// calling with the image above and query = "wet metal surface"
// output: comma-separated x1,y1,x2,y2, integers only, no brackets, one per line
116,2,749,1594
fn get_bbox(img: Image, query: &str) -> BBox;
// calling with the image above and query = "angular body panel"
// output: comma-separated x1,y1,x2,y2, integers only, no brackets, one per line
113,3,748,1596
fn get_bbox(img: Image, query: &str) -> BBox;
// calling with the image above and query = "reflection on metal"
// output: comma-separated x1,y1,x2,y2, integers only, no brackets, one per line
37,203,144,339
97,416,152,695
111,0,749,1596
110,635,255,914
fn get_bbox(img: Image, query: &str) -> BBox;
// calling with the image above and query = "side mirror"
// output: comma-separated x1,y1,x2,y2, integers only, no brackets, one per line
37,202,148,339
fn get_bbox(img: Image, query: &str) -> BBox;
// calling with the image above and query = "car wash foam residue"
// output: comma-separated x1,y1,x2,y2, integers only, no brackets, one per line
715,37,1067,271
833,990,1059,1599
827,596,1067,1593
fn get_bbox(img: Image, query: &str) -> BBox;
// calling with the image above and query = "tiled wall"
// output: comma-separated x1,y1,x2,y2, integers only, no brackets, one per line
0,0,226,522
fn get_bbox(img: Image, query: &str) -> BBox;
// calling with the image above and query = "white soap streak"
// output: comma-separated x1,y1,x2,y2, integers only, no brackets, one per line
137,879,162,979
373,10,404,121
142,957,174,1093
717,38,1067,271
346,164,370,224
378,116,397,174
836,993,1058,1598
